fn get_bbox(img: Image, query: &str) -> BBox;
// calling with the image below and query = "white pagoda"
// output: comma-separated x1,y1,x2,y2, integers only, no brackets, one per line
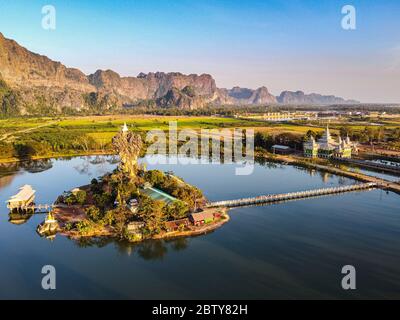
304,125,356,159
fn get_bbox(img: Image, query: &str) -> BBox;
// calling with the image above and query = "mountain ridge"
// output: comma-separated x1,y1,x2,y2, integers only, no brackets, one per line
0,32,359,114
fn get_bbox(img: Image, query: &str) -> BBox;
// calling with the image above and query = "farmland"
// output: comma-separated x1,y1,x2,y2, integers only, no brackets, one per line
1,114,400,163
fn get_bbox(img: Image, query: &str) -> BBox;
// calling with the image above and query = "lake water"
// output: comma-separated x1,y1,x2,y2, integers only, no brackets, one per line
1,155,400,299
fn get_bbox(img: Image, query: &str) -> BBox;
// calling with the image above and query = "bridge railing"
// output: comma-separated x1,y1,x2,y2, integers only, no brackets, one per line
207,183,377,208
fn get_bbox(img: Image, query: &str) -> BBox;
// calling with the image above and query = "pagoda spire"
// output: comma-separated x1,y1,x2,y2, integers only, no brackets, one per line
122,122,129,133
325,124,331,139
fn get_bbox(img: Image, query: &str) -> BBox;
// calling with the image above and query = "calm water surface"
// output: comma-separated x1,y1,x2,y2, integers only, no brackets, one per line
0,156,400,299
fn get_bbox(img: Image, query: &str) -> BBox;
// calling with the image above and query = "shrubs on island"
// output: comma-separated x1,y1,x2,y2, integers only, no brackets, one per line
63,190,87,206
144,169,202,211
63,168,203,240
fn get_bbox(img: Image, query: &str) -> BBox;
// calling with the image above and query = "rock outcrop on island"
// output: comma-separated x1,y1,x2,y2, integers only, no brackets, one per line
0,32,359,114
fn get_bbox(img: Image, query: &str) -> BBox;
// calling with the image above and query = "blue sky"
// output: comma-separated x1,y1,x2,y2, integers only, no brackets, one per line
0,0,399,102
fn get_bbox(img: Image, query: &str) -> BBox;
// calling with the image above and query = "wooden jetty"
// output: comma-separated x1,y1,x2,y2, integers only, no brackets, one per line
8,203,56,213
207,182,377,208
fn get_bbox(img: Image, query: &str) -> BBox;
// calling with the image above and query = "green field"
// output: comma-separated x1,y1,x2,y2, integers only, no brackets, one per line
1,114,399,162
1,115,311,145
0,115,273,161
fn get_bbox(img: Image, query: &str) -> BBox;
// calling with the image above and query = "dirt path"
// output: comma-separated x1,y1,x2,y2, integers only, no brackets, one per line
0,120,59,142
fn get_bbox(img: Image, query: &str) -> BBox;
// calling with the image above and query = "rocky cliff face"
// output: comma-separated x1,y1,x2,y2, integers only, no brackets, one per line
0,32,359,113
216,86,277,105
0,33,94,92
156,86,209,110
277,90,358,105
88,70,217,102
0,33,220,111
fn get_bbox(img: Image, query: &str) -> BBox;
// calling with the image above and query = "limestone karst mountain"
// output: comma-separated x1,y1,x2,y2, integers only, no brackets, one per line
0,32,358,114
277,90,359,105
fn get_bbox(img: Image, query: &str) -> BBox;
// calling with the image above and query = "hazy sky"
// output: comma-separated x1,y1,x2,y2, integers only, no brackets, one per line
0,0,399,103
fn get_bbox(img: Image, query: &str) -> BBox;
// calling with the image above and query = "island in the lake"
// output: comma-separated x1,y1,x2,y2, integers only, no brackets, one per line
37,123,229,242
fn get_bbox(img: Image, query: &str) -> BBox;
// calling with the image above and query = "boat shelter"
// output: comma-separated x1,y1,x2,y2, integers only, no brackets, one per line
6,185,36,210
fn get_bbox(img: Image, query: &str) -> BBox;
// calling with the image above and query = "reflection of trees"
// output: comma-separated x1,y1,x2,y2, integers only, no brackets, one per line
71,236,190,260
0,162,21,175
73,162,90,175
107,156,120,165
255,156,279,169
74,237,114,248
0,159,53,175
0,159,53,190
136,240,168,260
73,156,117,176
166,238,188,251
89,156,107,165
22,159,53,173
319,171,330,183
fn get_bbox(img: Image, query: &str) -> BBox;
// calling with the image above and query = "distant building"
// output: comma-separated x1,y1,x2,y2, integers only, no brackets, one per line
303,125,357,159
238,112,317,122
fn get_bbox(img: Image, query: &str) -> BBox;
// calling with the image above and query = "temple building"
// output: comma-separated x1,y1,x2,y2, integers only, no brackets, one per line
303,126,357,159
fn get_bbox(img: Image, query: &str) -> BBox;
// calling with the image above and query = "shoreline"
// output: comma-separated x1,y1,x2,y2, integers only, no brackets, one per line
57,207,230,243
258,151,400,195
8,152,399,243
0,151,113,164
3,150,399,193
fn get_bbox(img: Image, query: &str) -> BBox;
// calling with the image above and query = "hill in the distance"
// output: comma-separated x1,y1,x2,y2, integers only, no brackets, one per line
0,32,359,114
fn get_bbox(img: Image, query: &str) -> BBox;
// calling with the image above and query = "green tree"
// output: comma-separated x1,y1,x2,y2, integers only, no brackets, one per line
137,195,166,236
94,192,113,210
102,210,116,226
86,206,101,222
65,194,76,206
75,190,87,205
144,170,165,186
305,130,317,141
166,200,189,220
0,77,19,117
